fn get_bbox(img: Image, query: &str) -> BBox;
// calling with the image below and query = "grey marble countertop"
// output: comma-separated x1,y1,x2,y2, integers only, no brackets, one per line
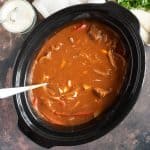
0,2,150,150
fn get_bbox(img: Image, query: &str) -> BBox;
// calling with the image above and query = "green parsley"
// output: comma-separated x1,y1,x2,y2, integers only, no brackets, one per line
117,0,150,10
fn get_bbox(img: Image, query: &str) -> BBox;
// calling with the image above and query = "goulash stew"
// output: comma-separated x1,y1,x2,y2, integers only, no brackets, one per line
29,20,127,126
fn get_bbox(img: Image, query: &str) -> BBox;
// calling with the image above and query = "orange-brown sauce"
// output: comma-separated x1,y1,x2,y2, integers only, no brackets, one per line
29,20,127,126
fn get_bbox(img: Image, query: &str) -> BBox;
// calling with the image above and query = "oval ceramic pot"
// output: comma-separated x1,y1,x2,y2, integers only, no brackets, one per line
13,2,145,148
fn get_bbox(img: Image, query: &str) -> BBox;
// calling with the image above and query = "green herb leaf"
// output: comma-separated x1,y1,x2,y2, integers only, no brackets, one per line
117,0,150,10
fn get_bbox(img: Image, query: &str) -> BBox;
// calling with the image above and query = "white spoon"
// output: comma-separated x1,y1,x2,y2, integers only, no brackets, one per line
0,83,48,99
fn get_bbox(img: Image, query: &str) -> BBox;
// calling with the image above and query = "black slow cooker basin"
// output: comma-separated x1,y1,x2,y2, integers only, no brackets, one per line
13,2,145,148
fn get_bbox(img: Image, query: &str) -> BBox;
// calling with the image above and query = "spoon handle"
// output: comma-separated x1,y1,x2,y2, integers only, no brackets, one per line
0,83,48,99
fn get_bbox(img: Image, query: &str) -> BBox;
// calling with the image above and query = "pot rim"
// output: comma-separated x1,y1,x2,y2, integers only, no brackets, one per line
12,2,145,147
